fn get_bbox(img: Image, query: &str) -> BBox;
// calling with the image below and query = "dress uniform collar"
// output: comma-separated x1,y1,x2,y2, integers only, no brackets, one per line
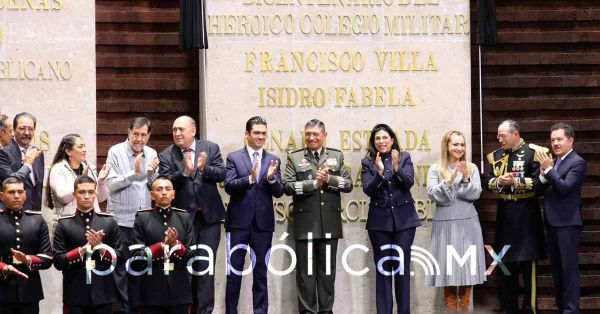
155,205,172,213
508,138,526,152
75,208,94,217
8,207,23,219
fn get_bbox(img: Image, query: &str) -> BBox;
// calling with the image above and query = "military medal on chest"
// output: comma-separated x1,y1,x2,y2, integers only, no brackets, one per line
513,152,526,172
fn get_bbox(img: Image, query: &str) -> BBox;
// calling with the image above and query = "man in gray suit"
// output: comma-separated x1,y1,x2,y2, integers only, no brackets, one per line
283,119,353,314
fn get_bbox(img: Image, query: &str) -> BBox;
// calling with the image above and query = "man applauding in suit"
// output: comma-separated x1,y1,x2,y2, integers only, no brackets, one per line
159,116,226,314
537,122,587,314
223,116,285,314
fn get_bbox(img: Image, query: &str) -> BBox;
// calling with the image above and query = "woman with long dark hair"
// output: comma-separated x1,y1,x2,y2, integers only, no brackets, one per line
47,134,109,233
425,130,486,312
361,124,421,314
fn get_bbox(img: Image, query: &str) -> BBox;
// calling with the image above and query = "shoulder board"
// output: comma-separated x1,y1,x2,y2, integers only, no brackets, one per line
326,147,341,153
58,214,75,220
529,143,550,162
24,210,42,215
290,148,304,154
0,208,7,214
528,143,549,153
172,207,186,213
96,212,114,217
486,148,502,164
137,208,153,212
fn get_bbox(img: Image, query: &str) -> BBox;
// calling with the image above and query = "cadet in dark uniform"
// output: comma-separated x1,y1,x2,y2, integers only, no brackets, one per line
0,176,52,314
283,119,353,314
130,175,196,314
53,176,124,314
485,120,547,314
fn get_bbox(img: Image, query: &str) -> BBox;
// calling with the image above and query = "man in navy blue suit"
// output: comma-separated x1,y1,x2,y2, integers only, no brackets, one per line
223,116,285,314
159,115,226,314
537,122,587,314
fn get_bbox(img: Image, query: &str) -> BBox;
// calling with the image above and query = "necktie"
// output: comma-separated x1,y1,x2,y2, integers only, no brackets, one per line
183,148,194,167
253,151,261,182
314,151,320,163
21,149,35,184
554,157,562,171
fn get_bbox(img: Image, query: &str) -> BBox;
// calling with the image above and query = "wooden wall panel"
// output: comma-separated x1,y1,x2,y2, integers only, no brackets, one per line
96,0,199,166
471,0,600,312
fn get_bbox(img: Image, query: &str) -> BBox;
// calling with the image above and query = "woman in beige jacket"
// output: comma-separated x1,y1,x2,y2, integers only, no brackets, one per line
47,133,109,233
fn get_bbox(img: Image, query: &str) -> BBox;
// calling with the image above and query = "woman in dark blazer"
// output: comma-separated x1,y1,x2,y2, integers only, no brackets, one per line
361,124,421,314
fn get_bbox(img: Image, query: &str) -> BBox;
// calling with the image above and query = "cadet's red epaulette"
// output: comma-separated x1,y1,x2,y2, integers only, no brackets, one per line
172,207,186,212
58,214,75,220
96,212,114,217
24,210,42,215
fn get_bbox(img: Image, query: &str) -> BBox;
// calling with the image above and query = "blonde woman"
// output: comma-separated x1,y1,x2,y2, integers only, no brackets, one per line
426,130,486,312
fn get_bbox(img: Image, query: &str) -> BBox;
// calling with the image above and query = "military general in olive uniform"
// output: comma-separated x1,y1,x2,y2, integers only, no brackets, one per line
485,119,547,314
283,119,353,314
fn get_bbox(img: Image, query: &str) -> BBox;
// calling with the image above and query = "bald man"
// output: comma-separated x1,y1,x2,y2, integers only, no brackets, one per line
159,116,226,314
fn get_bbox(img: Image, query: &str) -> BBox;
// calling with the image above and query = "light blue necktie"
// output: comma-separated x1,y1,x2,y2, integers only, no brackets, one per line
554,157,562,171
253,151,261,183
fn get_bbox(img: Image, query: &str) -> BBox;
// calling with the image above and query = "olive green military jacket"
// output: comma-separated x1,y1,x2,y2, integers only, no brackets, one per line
283,147,353,240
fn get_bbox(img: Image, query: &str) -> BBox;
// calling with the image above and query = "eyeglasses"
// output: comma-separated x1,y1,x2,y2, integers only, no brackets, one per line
496,133,510,140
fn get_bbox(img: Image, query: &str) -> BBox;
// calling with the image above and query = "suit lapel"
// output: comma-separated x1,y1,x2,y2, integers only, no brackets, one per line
241,147,253,174
172,145,185,172
194,140,202,166
558,151,576,176
9,140,22,166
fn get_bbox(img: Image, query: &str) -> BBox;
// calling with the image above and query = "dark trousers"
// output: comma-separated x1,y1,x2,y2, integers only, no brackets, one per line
63,304,114,314
225,227,272,314
0,302,39,314
295,238,338,314
139,305,191,314
546,225,581,314
114,226,133,314
368,228,416,314
191,213,222,314
500,261,537,314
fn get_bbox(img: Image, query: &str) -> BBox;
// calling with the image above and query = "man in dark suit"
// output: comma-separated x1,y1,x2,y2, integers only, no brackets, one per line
0,176,52,314
223,116,285,314
0,114,41,191
52,176,124,314
283,119,353,314
159,115,226,314
2,112,44,211
537,122,587,314
130,175,196,314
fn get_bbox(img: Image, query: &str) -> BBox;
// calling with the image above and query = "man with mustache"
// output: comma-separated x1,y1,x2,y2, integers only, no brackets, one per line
537,122,587,314
283,119,353,314
2,112,44,211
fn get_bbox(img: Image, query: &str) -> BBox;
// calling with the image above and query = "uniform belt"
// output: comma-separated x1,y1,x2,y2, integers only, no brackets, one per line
500,192,535,201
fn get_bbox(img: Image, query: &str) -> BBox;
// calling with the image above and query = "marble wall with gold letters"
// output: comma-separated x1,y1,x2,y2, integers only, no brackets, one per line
1,1,95,313
205,0,472,312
